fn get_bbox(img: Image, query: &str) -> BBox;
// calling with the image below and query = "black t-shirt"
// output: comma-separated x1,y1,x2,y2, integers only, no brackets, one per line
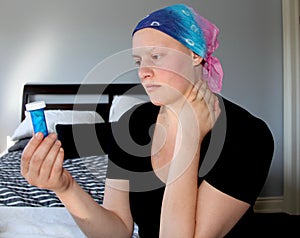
106,96,274,237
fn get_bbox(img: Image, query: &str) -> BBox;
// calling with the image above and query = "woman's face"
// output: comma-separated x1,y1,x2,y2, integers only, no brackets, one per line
132,28,200,106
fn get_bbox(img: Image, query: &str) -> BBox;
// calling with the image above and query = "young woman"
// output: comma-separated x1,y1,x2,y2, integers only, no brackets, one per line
21,4,274,238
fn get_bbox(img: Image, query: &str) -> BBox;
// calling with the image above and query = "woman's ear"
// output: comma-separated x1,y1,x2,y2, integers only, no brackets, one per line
192,53,203,66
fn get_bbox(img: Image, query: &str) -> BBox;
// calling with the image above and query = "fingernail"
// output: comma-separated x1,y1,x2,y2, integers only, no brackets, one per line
55,140,61,146
49,133,57,139
35,132,43,139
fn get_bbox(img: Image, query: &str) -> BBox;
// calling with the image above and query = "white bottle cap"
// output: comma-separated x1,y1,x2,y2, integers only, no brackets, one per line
25,101,46,111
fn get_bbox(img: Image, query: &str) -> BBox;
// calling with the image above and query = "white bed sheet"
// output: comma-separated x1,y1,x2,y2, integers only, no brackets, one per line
0,207,140,238
0,207,85,238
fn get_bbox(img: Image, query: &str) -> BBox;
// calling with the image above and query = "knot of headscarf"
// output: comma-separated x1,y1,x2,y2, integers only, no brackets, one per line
132,4,223,93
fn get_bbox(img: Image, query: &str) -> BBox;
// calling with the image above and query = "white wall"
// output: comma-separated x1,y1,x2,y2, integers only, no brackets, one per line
0,0,282,197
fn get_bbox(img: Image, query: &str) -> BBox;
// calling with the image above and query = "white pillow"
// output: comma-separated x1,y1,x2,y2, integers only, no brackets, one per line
11,110,104,141
109,95,149,122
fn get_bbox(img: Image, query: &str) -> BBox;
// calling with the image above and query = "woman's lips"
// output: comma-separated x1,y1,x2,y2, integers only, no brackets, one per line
144,84,161,92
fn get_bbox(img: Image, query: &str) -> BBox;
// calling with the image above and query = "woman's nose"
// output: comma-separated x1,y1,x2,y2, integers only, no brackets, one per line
138,65,153,80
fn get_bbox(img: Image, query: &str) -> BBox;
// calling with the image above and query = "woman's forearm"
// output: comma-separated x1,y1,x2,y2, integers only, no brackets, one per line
56,181,132,238
158,100,205,237
160,140,199,238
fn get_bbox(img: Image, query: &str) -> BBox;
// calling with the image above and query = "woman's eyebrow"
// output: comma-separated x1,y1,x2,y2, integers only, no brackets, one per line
132,47,158,57
131,52,141,58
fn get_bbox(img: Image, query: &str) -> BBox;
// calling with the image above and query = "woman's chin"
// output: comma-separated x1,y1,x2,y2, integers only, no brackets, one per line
149,98,164,106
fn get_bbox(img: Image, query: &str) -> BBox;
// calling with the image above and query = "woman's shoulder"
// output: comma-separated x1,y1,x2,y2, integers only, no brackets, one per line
215,95,274,157
220,96,256,119
219,95,271,133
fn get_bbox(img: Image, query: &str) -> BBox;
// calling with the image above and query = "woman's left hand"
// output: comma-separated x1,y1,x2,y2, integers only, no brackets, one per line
165,79,220,183
179,79,220,142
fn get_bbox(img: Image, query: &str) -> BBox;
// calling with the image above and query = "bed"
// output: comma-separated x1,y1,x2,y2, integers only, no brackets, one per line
0,83,148,238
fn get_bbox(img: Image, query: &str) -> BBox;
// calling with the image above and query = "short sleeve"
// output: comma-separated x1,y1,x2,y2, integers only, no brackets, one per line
201,98,274,205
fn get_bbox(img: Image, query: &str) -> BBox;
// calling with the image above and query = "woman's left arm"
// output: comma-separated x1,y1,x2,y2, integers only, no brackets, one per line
159,141,200,237
159,81,221,237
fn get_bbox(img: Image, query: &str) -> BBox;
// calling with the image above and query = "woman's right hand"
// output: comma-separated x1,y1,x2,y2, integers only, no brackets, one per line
21,132,73,195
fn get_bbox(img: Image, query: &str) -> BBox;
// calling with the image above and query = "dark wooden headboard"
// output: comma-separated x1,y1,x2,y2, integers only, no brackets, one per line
21,83,146,122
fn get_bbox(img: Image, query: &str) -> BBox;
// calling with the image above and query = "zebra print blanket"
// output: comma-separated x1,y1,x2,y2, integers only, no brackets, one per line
0,150,108,207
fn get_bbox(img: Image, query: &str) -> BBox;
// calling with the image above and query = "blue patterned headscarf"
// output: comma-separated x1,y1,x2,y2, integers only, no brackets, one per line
132,4,223,93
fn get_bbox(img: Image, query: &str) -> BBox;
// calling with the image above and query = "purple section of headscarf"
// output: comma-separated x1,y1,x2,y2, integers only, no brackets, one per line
132,4,223,93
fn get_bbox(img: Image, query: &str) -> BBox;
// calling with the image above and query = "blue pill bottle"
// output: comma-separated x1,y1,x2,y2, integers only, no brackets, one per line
25,101,48,137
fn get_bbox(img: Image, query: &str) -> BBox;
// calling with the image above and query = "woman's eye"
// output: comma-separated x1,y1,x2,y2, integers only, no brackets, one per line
134,60,141,66
152,54,161,60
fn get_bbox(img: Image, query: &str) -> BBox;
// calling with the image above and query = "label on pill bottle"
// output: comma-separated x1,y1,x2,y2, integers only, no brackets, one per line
25,101,48,137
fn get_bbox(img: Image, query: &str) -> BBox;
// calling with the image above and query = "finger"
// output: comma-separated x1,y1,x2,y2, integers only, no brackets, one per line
50,148,65,184
49,148,66,190
188,79,204,101
196,80,207,101
21,132,44,176
201,86,216,120
214,97,221,119
27,133,58,178
39,139,62,180
209,95,220,124
205,89,214,106
193,77,203,91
